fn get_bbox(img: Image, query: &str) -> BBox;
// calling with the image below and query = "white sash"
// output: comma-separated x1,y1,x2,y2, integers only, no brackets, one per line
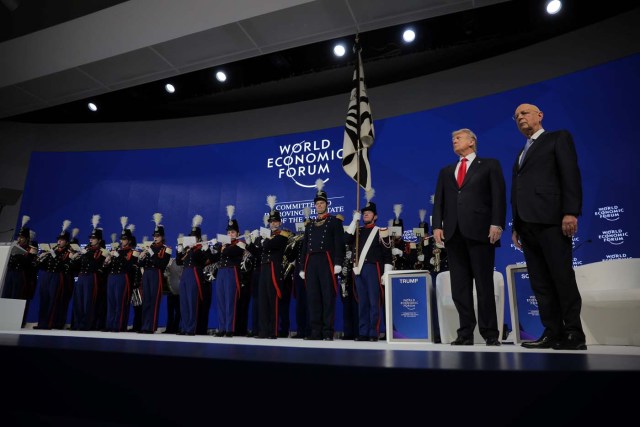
352,226,379,276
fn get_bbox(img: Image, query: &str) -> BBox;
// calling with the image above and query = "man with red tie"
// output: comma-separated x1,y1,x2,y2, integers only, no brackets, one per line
432,128,506,346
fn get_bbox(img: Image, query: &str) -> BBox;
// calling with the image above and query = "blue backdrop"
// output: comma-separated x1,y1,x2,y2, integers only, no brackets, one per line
17,53,640,332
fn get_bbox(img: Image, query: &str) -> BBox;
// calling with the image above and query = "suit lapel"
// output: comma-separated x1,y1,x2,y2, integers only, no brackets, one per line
519,131,546,169
459,157,481,188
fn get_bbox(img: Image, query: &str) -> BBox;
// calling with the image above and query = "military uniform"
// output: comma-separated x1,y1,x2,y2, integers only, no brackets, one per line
213,216,245,337
298,186,345,340
138,219,171,333
178,216,213,336
34,224,73,330
70,226,107,331
105,228,139,332
345,202,393,341
257,207,291,339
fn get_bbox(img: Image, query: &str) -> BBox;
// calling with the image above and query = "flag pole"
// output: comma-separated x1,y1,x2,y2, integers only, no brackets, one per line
354,34,362,267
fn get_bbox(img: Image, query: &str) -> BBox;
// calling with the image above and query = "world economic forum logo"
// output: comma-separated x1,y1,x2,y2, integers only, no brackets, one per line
598,228,628,246
266,138,343,188
594,205,624,221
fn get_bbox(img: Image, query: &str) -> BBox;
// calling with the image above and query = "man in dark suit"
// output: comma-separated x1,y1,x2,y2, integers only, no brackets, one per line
432,128,506,346
511,103,586,350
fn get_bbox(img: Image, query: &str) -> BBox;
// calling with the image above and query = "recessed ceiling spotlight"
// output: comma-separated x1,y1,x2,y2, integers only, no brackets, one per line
546,0,562,15
403,29,416,43
88,102,97,112
216,71,227,82
165,83,175,93
333,44,346,57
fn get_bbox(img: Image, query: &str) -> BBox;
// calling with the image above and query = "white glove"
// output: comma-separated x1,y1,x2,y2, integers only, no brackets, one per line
299,270,305,280
384,264,393,274
346,212,361,235
334,265,342,275
417,254,424,262
177,244,183,253
147,248,155,257
392,248,403,257
251,230,259,240
49,249,56,257
210,245,217,254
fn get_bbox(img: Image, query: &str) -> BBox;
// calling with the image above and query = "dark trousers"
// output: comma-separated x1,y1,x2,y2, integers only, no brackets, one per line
519,221,584,338
446,230,499,340
165,293,181,333
305,253,337,340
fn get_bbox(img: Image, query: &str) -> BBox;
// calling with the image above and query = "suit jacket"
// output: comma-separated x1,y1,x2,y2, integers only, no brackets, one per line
511,130,582,231
433,156,506,245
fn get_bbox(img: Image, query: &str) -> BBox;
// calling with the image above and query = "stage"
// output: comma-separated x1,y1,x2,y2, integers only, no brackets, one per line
2,327,639,426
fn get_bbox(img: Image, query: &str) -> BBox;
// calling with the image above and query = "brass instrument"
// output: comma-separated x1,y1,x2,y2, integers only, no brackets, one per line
432,242,443,273
414,235,424,270
282,230,304,279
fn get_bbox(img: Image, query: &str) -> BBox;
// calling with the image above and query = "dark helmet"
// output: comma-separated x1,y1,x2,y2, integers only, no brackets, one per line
268,209,282,223
361,201,377,215
226,219,239,233
89,228,104,241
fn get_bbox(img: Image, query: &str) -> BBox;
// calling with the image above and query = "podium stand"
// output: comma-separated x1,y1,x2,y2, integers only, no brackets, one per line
505,263,544,343
0,242,27,330
384,270,433,343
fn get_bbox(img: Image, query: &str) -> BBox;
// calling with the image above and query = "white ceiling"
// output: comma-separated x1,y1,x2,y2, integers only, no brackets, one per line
0,0,509,120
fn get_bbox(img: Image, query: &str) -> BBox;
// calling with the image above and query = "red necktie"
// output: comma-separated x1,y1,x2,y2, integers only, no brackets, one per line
457,158,467,187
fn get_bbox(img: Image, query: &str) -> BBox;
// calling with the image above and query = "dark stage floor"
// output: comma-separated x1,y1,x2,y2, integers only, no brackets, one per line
2,329,639,426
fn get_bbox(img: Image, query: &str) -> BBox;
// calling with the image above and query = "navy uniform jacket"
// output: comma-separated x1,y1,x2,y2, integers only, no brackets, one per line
345,225,393,266
138,242,171,272
298,214,345,266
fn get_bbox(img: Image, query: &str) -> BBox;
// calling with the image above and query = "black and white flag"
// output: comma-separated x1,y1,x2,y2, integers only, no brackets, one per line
342,44,374,191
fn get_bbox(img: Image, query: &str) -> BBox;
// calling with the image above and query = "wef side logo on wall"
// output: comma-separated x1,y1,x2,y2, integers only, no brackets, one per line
266,138,343,188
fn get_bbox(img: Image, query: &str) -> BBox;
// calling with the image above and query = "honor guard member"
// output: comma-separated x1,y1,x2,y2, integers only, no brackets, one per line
298,179,345,341
104,219,139,332
2,215,36,300
56,226,81,329
213,205,246,337
23,230,39,326
2,215,38,326
291,207,311,338
70,215,107,331
233,230,254,337
345,190,393,341
177,214,211,336
245,214,268,337
256,195,292,339
163,237,183,334
138,213,171,333
34,220,73,330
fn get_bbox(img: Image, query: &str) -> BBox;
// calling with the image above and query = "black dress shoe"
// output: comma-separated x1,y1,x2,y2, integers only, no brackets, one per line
224,332,234,337
521,335,558,349
214,331,225,337
176,331,186,335
552,333,587,350
369,337,379,342
268,336,277,339
323,337,333,341
451,337,474,345
354,336,368,341
485,337,501,346
304,336,321,341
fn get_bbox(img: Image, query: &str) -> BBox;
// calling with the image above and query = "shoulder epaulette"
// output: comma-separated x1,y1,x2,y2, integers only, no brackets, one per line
279,230,293,238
